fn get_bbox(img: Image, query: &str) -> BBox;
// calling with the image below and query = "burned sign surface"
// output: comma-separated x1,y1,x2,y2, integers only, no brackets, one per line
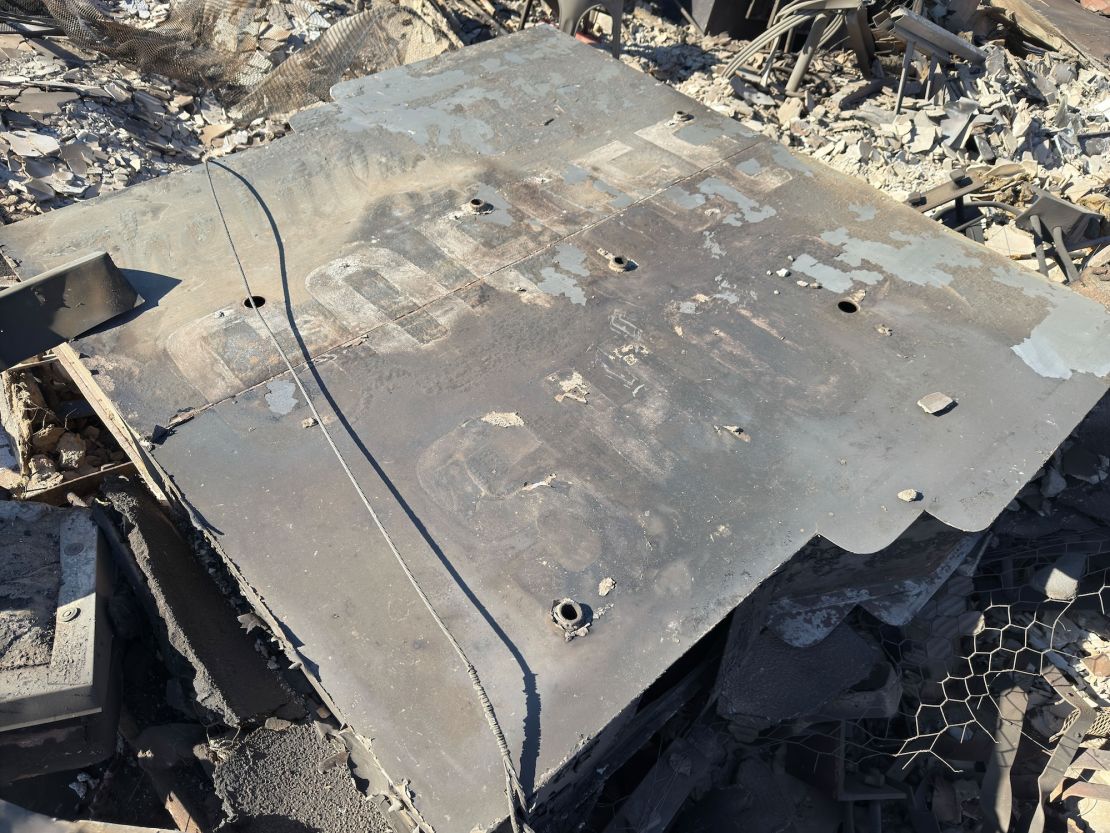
3,27,1110,831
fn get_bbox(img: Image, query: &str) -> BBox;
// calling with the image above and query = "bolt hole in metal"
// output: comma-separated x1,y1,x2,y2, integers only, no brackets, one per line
466,196,488,214
838,299,860,314
554,599,582,625
244,295,266,309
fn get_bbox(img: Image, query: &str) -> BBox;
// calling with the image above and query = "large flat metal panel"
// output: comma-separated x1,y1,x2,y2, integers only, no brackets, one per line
3,27,1110,832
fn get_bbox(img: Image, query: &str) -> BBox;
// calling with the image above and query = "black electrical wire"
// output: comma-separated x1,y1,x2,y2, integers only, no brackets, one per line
203,159,532,833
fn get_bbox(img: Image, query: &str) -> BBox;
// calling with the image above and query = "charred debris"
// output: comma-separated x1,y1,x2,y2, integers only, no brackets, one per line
1,1,1110,832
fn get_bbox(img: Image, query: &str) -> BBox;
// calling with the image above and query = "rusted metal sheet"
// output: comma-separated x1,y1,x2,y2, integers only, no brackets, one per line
3,27,1110,831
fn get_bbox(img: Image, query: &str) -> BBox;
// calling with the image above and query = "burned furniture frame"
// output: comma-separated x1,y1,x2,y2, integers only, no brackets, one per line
877,8,986,115
722,0,875,92
4,28,1110,832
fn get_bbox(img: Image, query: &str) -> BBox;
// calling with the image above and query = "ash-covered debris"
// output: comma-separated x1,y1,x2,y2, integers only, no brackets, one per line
0,0,457,221
610,2,1110,210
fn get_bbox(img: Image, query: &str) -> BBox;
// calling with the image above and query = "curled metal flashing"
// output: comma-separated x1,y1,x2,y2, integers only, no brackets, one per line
2,27,1110,831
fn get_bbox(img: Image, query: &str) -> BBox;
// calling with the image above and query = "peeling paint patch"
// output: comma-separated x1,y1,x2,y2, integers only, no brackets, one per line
767,143,814,177
265,380,297,416
735,158,763,176
554,243,589,276
820,227,978,288
563,164,589,185
481,411,524,427
993,267,1110,380
703,231,725,258
537,243,590,305
713,274,739,302
591,178,633,209
538,269,586,304
792,254,883,293
675,122,723,146
663,187,707,210
697,178,776,223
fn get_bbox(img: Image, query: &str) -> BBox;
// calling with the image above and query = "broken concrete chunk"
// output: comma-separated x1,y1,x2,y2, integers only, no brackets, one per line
55,431,86,470
898,489,923,502
1083,653,1110,677
598,577,616,596
30,424,65,453
1,129,60,157
918,392,956,415
481,411,524,428
554,371,589,404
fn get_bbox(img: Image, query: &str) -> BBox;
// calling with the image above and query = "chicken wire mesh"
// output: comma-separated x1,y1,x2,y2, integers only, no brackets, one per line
897,532,1110,766
0,0,455,119
732,530,1110,831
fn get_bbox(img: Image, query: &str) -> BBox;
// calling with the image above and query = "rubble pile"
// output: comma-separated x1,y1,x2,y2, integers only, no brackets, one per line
610,2,1110,211
0,0,457,222
0,361,127,494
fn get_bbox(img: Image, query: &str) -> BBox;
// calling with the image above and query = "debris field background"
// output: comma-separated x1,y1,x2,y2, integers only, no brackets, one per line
2,0,1110,832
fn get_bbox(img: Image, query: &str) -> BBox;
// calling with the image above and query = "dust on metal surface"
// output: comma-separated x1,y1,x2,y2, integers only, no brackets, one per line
3,27,1110,831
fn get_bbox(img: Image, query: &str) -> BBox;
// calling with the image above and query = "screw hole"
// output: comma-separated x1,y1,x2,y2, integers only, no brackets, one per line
559,602,579,622
837,299,859,314
612,256,626,266
469,197,484,207
244,295,266,309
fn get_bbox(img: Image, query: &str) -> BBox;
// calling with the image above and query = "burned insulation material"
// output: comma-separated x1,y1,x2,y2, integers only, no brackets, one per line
4,27,1110,831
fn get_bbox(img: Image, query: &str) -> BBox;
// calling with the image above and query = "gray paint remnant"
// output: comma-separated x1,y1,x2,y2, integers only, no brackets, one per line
481,411,525,427
538,269,586,305
698,178,776,223
850,204,877,221
471,185,513,227
679,301,697,314
821,227,978,288
554,243,589,276
664,187,707,210
703,231,725,258
675,122,724,147
993,267,1110,380
735,158,763,176
265,380,297,416
722,213,744,227
563,164,589,185
713,274,739,303
792,254,882,293
590,178,633,209
537,243,590,305
342,72,501,154
768,142,814,176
